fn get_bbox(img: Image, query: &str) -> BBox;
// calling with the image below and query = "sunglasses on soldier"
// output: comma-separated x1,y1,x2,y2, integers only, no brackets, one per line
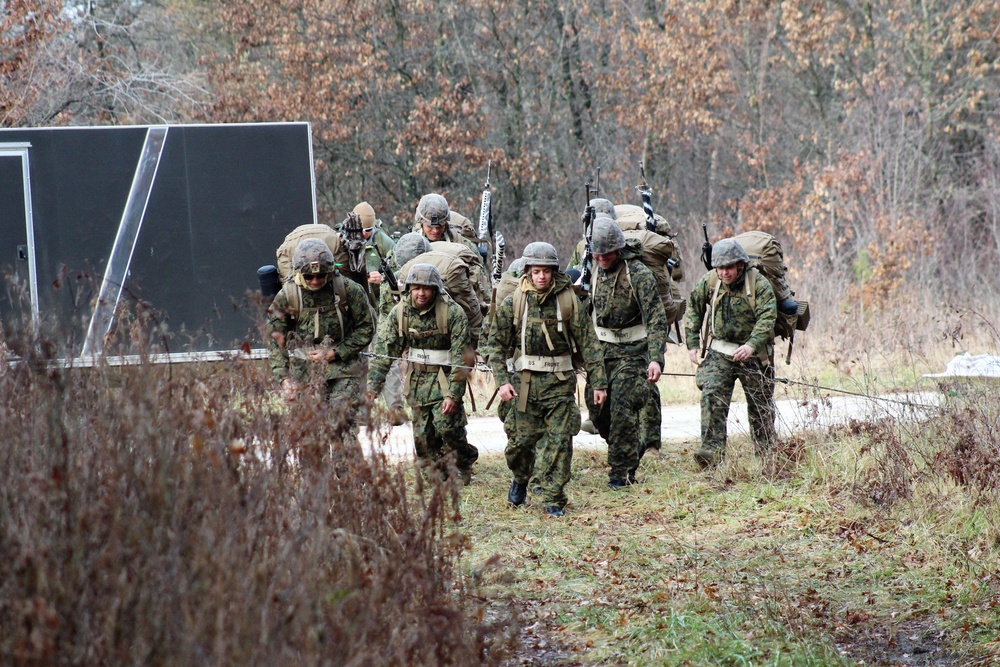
302,273,327,281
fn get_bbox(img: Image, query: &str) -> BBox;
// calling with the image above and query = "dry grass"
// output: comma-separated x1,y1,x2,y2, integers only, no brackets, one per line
0,336,516,665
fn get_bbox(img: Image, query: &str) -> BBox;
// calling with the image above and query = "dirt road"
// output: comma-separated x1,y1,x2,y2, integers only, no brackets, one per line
363,391,937,461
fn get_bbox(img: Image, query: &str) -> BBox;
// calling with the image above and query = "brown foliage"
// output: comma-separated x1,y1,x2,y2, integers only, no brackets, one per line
0,333,516,664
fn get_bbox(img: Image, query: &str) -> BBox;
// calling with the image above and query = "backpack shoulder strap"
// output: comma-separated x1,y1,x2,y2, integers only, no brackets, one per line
331,275,348,317
512,287,527,330
435,297,449,335
284,281,301,319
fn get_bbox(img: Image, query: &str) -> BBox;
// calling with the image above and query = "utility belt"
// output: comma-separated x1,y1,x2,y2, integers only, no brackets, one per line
404,347,453,396
708,338,771,366
508,353,575,413
407,347,452,368
709,339,741,357
509,354,574,373
594,322,647,344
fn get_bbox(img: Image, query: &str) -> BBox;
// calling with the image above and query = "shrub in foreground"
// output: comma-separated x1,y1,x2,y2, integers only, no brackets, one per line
0,346,515,665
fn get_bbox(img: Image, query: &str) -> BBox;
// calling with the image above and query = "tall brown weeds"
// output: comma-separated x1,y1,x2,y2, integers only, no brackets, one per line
0,337,515,665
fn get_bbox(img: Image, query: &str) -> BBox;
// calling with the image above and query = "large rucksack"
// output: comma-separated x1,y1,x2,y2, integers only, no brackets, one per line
618,231,686,328
614,204,684,282
707,230,810,361
275,224,348,281
397,247,483,344
430,240,490,314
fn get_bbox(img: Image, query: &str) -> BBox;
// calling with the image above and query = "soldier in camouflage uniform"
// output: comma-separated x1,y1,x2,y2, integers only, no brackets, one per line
585,218,668,488
377,233,432,318
568,198,616,270
413,193,483,260
267,238,375,442
351,201,405,423
685,238,778,469
367,263,478,483
351,201,396,304
485,243,607,516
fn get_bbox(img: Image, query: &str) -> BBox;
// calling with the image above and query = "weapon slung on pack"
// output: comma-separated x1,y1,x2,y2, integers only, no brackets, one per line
700,221,714,271
636,161,656,233
477,160,493,262
492,230,506,283
580,181,596,294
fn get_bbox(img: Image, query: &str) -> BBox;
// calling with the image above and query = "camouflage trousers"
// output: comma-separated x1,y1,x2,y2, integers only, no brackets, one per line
380,358,406,412
503,390,580,509
639,382,663,454
294,376,365,471
410,395,479,475
587,357,652,481
695,349,776,456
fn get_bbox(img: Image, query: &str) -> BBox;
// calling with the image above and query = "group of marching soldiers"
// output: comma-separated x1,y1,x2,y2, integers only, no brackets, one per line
266,191,780,517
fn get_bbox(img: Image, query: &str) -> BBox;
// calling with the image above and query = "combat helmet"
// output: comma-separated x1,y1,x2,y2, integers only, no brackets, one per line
292,238,336,275
352,201,377,229
521,242,560,268
395,232,433,267
415,193,451,227
404,263,445,292
711,238,750,268
590,198,616,220
591,216,626,254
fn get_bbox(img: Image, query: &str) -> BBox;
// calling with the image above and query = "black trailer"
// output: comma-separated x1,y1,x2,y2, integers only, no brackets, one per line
0,123,316,363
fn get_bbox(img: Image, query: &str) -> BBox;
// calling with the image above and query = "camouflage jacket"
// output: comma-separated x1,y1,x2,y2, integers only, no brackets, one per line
485,273,607,399
368,293,472,404
589,255,668,365
685,268,777,354
266,276,375,382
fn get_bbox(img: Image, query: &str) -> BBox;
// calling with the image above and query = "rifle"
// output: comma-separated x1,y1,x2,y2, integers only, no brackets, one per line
477,160,493,263
492,231,506,283
636,161,657,233
700,221,714,271
580,181,596,294
368,237,399,297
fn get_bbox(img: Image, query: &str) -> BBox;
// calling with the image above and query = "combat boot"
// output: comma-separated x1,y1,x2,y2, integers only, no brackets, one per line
607,477,629,490
507,480,527,506
456,468,473,486
694,448,722,470
544,505,565,517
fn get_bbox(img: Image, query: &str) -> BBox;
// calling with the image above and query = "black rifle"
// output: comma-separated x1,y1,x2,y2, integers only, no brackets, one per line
700,221,714,271
636,161,657,233
477,160,493,263
368,237,399,295
580,181,596,294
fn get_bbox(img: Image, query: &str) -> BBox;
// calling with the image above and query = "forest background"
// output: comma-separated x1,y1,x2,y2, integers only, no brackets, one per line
5,2,1000,664
6,0,1000,344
